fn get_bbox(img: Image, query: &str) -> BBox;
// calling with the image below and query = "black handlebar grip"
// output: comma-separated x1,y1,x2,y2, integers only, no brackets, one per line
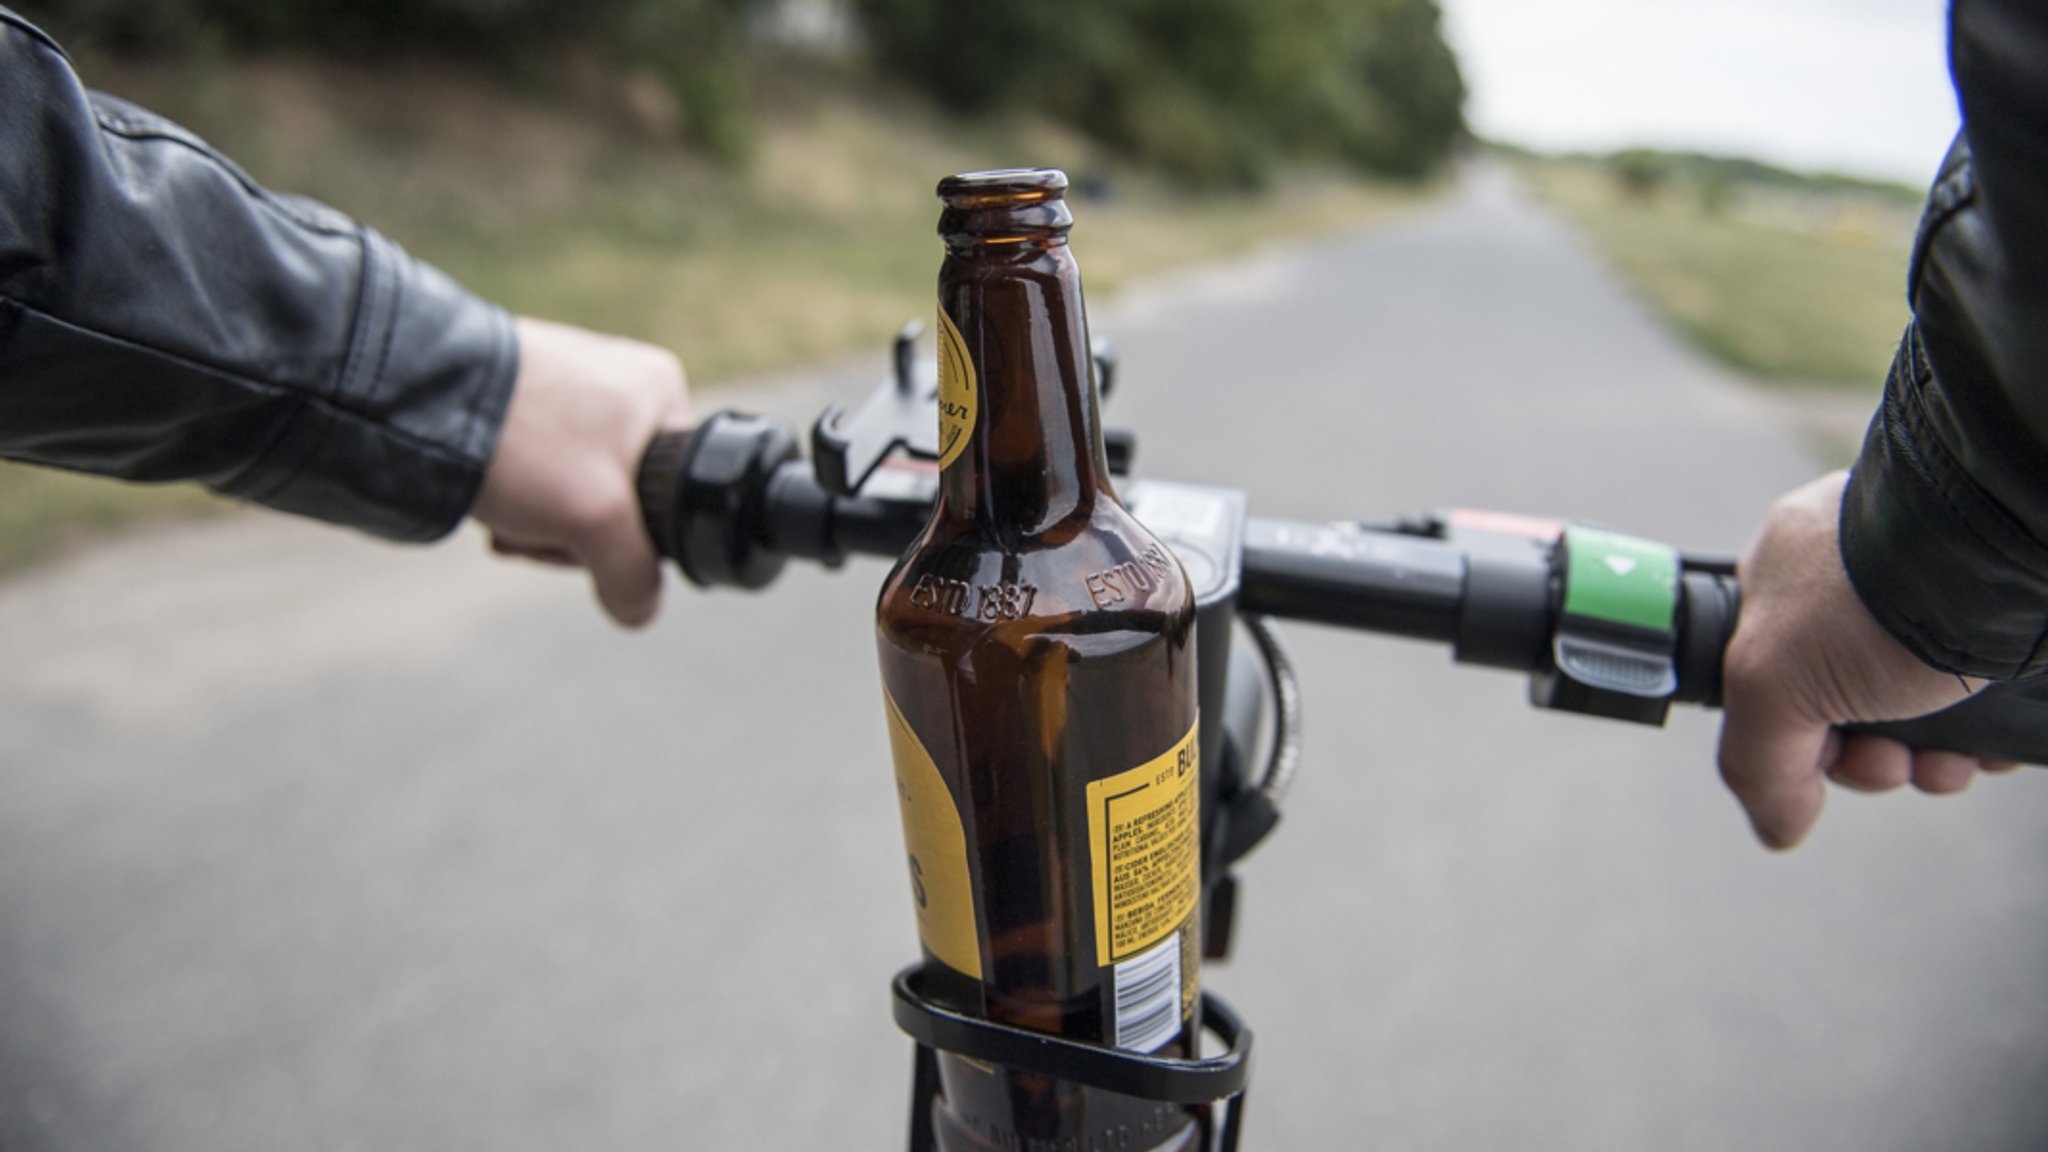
633,414,799,588
1843,680,2048,765
637,428,694,562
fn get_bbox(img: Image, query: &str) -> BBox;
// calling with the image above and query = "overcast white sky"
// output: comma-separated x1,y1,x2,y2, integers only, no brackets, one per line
1439,0,1959,183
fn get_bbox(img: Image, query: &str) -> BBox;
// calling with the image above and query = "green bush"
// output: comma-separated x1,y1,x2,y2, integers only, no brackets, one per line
1612,149,1672,202
27,0,1466,180
25,0,769,158
852,0,1466,185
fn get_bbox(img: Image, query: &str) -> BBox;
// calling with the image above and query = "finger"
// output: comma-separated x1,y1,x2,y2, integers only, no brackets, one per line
1909,749,1979,795
1826,733,1910,793
1981,759,2023,775
660,399,694,432
576,502,664,629
1717,696,1831,851
1829,734,1912,794
488,535,578,566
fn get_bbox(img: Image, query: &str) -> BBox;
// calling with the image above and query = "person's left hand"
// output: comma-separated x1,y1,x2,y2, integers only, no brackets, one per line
472,316,690,628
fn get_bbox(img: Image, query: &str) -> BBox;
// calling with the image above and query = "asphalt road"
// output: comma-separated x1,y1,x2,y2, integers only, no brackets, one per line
4,166,2046,1152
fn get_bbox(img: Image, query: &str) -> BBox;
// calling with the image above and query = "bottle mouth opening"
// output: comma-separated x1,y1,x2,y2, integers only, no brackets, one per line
937,168,1069,209
938,168,1072,247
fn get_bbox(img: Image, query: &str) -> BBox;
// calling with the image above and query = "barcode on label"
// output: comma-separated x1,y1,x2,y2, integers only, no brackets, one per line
1112,936,1182,1053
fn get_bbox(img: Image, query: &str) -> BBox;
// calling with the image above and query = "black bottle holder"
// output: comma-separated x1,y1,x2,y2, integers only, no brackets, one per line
892,965,1255,1152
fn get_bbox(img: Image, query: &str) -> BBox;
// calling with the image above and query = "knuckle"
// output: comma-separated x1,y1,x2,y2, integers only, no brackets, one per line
562,481,639,543
632,344,687,394
587,486,641,535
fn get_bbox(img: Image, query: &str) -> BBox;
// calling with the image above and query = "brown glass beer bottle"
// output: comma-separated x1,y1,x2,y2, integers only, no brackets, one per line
876,169,1204,1152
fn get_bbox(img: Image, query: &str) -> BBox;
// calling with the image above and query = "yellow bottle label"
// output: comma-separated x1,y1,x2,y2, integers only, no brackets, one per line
883,687,983,979
1087,722,1201,967
935,305,978,470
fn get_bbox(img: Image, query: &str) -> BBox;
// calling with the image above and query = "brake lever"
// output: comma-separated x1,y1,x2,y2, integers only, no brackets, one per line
813,325,1133,497
813,320,940,497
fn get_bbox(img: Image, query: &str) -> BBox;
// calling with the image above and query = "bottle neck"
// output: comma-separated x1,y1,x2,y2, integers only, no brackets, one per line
936,240,1110,535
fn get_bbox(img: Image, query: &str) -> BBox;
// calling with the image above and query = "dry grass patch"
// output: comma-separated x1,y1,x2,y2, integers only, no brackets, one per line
1525,158,1915,390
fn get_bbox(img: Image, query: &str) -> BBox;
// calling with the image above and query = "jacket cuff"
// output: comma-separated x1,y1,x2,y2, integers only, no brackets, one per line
223,232,518,542
1840,325,2048,679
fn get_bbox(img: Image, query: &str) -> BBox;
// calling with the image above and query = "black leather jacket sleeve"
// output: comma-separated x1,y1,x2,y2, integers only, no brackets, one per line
1840,0,2048,679
0,9,517,542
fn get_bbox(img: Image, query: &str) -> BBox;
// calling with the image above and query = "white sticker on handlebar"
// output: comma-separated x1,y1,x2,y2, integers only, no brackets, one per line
935,305,978,471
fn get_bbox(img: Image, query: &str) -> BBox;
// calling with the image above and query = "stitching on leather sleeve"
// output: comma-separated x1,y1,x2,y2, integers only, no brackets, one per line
235,225,396,506
356,232,403,410
465,306,515,465
336,229,397,406
89,104,359,241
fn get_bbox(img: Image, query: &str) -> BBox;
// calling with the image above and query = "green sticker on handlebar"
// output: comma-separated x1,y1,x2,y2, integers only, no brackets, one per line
1561,527,1679,634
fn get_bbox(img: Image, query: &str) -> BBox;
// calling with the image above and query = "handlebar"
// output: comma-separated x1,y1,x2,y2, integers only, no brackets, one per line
638,415,2048,766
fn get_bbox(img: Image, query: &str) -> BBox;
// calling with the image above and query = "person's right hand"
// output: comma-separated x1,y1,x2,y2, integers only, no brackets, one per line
1715,471,2018,850
472,316,691,629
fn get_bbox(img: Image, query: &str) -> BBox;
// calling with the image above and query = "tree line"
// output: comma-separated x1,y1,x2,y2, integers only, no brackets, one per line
28,0,1465,183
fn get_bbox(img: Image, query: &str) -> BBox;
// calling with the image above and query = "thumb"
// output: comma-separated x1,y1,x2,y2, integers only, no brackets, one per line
576,503,665,629
1717,687,1834,850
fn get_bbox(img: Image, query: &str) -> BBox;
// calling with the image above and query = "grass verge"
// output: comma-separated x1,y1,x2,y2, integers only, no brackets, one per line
1521,156,1917,390
0,468,225,576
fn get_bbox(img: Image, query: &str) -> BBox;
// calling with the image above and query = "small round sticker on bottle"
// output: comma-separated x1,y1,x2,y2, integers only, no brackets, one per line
935,306,978,470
